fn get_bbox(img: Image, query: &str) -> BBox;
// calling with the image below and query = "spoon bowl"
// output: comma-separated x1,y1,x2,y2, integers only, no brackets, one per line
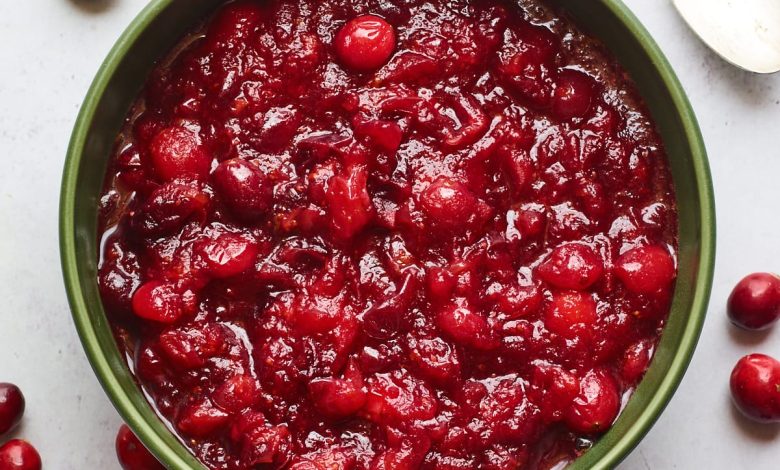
674,0,780,74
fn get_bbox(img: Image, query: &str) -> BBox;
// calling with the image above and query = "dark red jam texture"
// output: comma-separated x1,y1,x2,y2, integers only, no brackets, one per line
97,0,678,468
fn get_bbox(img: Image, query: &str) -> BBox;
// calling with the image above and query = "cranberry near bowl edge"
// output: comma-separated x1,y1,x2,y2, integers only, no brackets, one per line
59,1,715,469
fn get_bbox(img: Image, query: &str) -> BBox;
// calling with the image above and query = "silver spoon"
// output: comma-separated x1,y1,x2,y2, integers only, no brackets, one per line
673,0,780,74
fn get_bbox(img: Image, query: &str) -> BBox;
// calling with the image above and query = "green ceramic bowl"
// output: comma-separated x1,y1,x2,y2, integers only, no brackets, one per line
60,0,715,468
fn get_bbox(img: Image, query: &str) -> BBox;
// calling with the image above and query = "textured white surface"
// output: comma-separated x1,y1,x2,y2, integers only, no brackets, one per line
1,1,779,468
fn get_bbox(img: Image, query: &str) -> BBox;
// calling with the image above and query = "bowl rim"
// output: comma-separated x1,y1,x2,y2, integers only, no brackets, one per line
59,0,715,469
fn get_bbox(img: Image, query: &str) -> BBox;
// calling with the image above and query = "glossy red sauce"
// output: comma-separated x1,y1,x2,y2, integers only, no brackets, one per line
97,0,678,468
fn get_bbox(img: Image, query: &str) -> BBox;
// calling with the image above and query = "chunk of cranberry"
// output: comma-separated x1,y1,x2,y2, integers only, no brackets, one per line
614,245,676,294
309,362,367,419
158,324,227,369
544,291,597,337
497,23,558,108
727,273,780,330
437,301,499,350
552,69,596,120
564,369,621,434
0,383,24,436
537,243,603,290
206,0,267,44
620,339,654,384
531,363,579,421
362,370,438,424
195,232,258,278
730,354,780,423
149,125,211,181
326,165,374,240
335,15,396,72
229,412,292,466
212,375,259,413
419,177,490,235
408,336,462,384
0,440,41,470
177,397,231,438
131,281,191,324
352,114,404,153
212,158,273,220
130,179,209,236
494,283,543,319
370,436,430,470
116,425,165,470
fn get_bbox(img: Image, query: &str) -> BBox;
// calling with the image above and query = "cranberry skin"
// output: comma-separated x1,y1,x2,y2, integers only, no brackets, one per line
564,369,621,434
552,69,595,120
0,383,25,436
149,125,211,181
335,15,396,72
537,243,603,290
730,354,780,423
727,273,780,330
212,159,273,220
0,440,41,470
116,425,165,470
615,245,676,295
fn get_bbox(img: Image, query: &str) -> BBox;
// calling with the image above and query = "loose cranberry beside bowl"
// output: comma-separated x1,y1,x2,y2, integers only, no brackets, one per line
60,0,714,469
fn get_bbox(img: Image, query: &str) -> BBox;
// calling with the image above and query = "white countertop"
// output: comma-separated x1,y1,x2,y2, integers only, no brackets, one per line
1,0,779,468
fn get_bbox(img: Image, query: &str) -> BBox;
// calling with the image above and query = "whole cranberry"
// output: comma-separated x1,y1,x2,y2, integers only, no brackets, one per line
149,125,211,182
0,383,25,436
552,69,595,120
537,243,603,290
0,440,41,470
564,369,621,434
131,281,190,324
116,424,165,470
335,15,396,72
727,273,780,330
614,245,676,295
730,354,780,423
212,158,273,221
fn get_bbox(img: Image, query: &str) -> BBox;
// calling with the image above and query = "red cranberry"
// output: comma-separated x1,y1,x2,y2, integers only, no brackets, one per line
195,232,258,278
730,354,780,423
727,273,780,330
0,383,24,436
363,370,437,424
419,177,490,234
552,69,595,120
130,179,209,236
620,339,654,384
326,165,373,240
177,398,231,438
335,15,396,72
0,440,41,470
212,375,259,413
149,125,211,181
408,336,461,384
131,281,191,324
309,362,367,419
437,302,499,350
614,245,676,294
544,291,597,337
564,369,620,434
116,425,165,470
537,243,603,290
212,158,273,220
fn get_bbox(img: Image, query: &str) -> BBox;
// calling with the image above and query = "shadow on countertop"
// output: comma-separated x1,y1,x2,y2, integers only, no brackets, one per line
69,0,117,14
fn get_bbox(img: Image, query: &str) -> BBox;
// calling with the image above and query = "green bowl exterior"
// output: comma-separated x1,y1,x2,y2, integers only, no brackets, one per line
59,0,715,469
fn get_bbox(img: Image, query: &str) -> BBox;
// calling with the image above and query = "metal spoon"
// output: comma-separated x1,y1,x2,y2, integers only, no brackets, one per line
673,0,780,74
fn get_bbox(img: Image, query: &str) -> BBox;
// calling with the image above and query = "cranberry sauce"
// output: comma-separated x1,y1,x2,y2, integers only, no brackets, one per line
97,0,678,468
